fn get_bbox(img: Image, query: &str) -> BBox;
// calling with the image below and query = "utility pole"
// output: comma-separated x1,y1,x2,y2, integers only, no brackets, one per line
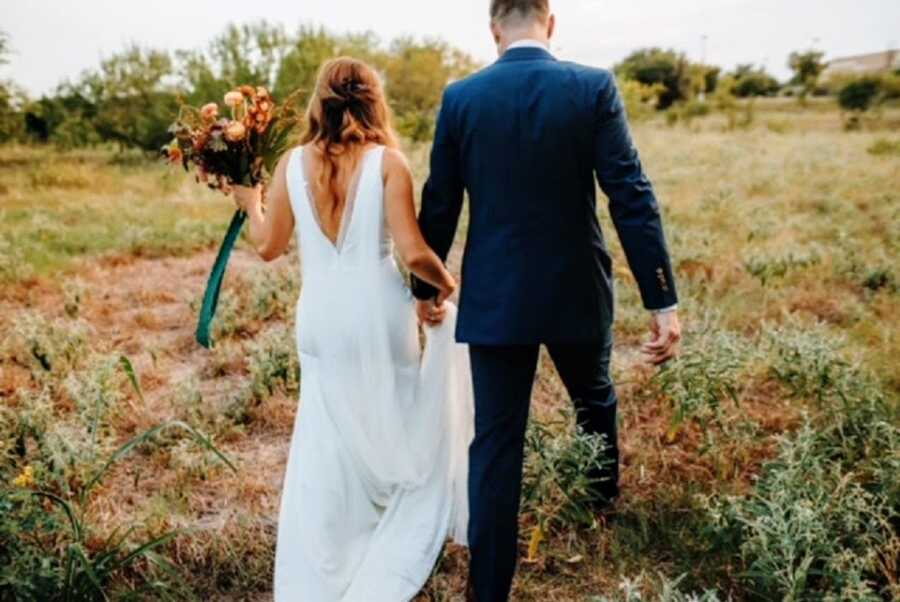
699,34,709,101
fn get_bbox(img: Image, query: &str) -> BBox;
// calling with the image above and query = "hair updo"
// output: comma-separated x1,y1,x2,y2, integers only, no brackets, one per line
299,57,398,211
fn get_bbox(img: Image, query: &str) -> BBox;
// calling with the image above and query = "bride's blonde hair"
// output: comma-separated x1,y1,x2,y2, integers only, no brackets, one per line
299,57,399,213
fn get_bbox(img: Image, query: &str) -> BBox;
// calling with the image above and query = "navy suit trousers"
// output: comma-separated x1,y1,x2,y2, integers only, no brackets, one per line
466,334,619,601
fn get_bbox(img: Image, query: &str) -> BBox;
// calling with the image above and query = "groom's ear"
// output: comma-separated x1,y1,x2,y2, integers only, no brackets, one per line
547,13,556,40
490,20,502,45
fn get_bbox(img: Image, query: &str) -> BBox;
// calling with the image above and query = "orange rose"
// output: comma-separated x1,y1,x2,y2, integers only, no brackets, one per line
224,91,244,107
200,103,219,121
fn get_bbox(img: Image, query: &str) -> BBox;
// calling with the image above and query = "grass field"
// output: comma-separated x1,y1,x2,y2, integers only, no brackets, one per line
1,103,898,601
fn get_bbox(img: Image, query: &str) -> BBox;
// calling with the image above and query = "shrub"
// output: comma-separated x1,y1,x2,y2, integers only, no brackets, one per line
201,265,298,341
731,64,780,98
711,423,898,601
705,324,900,601
867,138,900,157
743,248,821,286
592,574,723,602
521,408,611,560
1,312,91,383
249,328,299,395
665,99,712,128
619,79,665,122
615,48,693,110
861,266,896,292
837,76,882,112
765,324,849,403
249,265,299,323
653,328,754,440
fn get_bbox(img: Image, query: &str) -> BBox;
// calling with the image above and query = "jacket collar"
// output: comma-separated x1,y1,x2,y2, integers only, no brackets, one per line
497,46,557,64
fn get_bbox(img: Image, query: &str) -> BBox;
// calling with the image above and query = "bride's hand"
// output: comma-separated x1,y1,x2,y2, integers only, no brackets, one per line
416,299,447,327
233,184,262,212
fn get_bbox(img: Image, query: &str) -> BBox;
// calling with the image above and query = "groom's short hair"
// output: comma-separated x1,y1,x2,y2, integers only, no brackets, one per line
490,0,550,24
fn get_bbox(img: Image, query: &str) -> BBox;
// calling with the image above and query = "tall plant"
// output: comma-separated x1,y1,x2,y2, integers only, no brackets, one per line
1,357,238,600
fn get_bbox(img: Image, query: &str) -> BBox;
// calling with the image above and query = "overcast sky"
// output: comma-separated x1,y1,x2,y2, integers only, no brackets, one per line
4,0,898,96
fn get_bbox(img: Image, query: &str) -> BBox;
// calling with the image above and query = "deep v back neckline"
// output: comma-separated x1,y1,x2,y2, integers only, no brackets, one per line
300,146,379,254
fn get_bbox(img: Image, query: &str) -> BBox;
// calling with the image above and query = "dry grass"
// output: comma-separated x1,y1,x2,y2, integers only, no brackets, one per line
1,106,898,600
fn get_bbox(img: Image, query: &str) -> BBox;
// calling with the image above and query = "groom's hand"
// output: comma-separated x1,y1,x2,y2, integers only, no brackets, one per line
416,299,448,327
642,310,682,365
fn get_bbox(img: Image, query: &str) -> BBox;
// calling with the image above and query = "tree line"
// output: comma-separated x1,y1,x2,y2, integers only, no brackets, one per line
0,23,478,150
613,47,900,117
1,26,898,151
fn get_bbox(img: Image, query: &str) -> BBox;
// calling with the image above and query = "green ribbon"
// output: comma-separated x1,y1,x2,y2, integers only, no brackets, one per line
196,209,247,349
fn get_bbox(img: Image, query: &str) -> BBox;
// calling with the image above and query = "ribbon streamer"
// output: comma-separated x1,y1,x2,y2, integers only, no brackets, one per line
196,209,247,348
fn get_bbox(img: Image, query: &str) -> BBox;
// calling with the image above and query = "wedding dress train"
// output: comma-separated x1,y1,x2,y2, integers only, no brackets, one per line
273,146,473,601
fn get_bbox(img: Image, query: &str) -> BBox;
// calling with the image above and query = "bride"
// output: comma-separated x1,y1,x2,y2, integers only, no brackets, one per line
231,57,473,600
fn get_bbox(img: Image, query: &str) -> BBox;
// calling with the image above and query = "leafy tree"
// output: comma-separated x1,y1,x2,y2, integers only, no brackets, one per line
0,82,27,143
78,46,179,152
788,49,826,102
24,86,100,147
731,64,780,97
273,27,386,108
614,48,694,110
384,37,479,140
0,31,27,143
177,21,289,107
272,26,340,105
6,23,480,150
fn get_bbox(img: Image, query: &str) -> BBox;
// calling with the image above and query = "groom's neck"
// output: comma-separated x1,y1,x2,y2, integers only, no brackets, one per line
496,25,550,54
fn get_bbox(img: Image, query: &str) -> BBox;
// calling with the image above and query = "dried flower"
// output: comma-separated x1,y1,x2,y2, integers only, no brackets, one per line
13,465,35,488
256,86,270,99
167,146,184,164
224,121,247,142
200,103,219,121
224,91,244,107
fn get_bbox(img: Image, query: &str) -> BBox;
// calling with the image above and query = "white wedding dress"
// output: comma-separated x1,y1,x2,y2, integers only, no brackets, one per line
273,145,473,601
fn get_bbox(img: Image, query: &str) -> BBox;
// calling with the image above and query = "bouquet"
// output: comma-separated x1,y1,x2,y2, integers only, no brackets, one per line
163,86,301,348
164,85,300,189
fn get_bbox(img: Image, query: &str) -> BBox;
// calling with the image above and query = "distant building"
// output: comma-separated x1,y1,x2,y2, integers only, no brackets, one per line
822,50,900,79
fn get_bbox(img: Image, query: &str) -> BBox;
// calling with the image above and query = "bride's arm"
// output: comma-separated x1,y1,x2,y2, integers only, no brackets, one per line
232,154,295,262
383,148,457,304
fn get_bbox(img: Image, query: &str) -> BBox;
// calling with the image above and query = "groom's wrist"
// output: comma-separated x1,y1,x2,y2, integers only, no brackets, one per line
651,304,678,315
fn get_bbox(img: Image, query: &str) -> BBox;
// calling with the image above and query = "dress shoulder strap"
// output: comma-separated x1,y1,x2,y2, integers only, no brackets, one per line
284,146,308,223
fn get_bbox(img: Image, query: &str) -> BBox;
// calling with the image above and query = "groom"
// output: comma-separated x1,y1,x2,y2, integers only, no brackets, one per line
412,1,682,599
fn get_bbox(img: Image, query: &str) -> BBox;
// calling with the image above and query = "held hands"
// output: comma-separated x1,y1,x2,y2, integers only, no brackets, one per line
642,310,682,365
416,299,448,327
415,278,456,327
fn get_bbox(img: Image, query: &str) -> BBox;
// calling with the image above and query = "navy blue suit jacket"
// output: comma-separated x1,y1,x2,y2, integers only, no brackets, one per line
412,47,678,345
